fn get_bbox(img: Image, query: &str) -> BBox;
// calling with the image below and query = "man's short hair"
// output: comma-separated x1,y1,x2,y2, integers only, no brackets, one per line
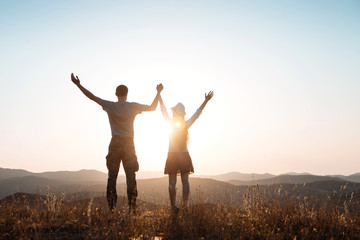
116,85,128,97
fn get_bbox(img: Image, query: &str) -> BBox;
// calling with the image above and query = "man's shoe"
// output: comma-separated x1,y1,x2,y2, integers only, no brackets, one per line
171,206,179,216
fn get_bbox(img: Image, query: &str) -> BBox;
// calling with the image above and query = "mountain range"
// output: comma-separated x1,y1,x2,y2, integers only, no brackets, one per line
1,167,359,205
2,168,358,184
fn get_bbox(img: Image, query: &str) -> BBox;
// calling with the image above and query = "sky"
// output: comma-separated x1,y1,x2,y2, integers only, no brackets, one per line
0,0,359,176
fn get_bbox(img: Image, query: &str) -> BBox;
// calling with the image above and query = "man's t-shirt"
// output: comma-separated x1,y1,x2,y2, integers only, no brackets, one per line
101,100,148,137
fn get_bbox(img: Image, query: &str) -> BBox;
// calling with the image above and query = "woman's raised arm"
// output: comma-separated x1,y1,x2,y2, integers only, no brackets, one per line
199,91,214,111
159,95,171,122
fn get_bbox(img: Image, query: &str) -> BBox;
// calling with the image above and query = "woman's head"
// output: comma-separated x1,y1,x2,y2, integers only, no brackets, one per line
171,103,186,118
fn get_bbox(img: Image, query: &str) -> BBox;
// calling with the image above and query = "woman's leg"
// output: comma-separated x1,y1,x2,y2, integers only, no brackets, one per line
168,174,177,209
181,173,190,207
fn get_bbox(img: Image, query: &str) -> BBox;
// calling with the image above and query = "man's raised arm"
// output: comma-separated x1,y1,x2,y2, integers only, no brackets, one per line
142,83,163,112
71,73,102,105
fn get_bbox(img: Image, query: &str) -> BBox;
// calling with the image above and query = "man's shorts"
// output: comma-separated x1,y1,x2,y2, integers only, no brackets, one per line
106,136,139,173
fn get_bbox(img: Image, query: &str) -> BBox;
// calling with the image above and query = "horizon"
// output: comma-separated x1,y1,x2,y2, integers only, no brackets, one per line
2,166,359,177
1,1,359,176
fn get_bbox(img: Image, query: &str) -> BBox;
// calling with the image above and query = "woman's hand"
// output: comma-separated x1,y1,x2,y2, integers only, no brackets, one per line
205,91,214,102
157,83,164,93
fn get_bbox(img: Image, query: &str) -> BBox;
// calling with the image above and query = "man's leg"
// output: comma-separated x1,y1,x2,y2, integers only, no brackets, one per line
106,138,121,211
168,174,177,209
125,170,138,212
181,173,190,207
122,138,139,213
107,168,119,211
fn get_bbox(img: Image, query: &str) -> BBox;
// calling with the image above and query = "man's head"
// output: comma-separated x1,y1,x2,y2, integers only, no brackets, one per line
116,85,128,97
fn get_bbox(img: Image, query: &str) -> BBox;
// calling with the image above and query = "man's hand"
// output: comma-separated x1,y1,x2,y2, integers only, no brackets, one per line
157,83,163,93
71,73,102,105
143,84,163,112
205,91,214,102
71,73,80,85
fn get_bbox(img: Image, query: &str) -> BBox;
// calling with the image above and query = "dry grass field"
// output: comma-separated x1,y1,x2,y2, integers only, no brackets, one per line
1,185,359,239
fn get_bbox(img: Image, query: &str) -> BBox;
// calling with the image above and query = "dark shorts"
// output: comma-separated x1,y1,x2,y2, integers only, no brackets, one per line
164,152,194,175
106,136,139,173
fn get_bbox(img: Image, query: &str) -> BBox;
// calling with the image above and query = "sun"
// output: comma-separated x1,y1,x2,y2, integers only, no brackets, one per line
133,113,170,170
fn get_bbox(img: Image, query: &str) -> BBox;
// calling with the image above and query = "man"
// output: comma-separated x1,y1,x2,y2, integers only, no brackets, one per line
71,73,163,212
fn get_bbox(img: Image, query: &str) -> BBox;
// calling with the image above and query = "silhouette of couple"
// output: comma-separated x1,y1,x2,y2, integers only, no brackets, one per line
71,73,213,213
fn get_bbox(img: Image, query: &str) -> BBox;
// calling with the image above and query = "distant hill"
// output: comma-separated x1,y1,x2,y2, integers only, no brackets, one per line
340,173,360,183
36,169,111,183
0,167,121,183
197,172,275,182
305,180,360,192
0,168,33,181
0,175,114,198
0,168,165,183
205,172,360,184
0,176,66,196
322,173,360,183
227,174,348,186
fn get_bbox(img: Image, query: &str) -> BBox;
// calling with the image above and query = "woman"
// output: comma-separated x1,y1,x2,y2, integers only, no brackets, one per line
159,91,214,212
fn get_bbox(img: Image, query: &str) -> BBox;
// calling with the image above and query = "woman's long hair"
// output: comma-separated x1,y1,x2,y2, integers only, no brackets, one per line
170,116,189,150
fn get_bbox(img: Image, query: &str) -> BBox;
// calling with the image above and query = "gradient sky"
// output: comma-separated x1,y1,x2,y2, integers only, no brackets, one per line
0,0,359,175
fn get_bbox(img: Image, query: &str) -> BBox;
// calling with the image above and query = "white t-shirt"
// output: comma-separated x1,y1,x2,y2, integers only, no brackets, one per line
101,100,148,137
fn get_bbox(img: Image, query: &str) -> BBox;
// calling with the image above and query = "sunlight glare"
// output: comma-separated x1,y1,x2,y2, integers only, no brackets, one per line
134,114,169,170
